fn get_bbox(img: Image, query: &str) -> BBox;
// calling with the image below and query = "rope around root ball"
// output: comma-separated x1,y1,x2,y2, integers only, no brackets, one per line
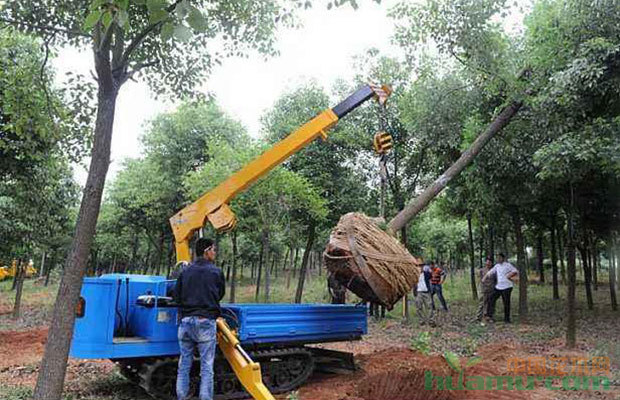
324,212,421,309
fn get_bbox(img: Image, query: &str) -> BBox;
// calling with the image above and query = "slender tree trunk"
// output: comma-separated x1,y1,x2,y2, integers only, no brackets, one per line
608,238,617,311
401,226,409,322
558,224,566,284
40,251,46,278
511,209,528,318
230,232,237,303
387,101,522,234
293,248,299,278
592,243,598,291
488,224,495,264
34,82,119,400
467,213,477,300
550,215,560,300
265,250,275,302
479,222,484,268
295,224,315,304
13,261,25,320
578,246,594,310
155,230,164,276
566,184,577,348
537,233,545,283
286,245,294,290
45,250,56,287
256,230,268,301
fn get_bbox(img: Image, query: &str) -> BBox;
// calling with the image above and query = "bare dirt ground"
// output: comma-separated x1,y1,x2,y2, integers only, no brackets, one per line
0,278,618,399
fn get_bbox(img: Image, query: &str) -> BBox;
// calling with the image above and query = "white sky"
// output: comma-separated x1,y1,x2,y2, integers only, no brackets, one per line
56,0,401,186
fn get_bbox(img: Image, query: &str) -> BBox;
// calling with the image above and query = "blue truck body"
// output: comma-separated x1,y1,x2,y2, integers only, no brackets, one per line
70,274,367,360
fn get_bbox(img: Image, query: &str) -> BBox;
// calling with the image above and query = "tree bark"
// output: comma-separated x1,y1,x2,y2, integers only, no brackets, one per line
550,214,560,300
295,224,315,304
40,251,46,278
387,101,522,234
608,238,617,311
592,243,598,291
578,245,594,310
229,231,237,303
511,209,528,318
537,233,545,283
286,245,294,290
467,213,478,300
566,184,577,348
255,230,267,301
34,82,118,400
12,261,25,320
558,224,566,284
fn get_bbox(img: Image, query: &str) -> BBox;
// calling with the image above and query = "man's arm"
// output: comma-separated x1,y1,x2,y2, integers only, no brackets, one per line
482,266,497,283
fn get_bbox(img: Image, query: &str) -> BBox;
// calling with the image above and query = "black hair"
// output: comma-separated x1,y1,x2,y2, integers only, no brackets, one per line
498,252,506,258
195,238,215,258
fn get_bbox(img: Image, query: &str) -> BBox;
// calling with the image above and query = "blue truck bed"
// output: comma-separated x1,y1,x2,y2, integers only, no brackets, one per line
70,274,367,360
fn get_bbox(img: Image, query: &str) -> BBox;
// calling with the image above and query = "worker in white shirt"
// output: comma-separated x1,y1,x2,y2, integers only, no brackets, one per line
415,263,435,326
483,253,518,323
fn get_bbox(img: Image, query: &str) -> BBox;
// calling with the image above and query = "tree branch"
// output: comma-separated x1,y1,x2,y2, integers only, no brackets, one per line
121,60,159,84
0,17,89,37
119,0,182,68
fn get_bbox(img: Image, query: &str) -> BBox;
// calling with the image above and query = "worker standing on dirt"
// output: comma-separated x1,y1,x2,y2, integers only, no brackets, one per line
476,256,496,323
483,253,518,323
430,261,448,311
173,238,225,400
415,262,434,326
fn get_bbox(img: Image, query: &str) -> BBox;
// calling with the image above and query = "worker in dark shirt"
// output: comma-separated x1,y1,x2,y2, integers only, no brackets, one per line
173,238,225,400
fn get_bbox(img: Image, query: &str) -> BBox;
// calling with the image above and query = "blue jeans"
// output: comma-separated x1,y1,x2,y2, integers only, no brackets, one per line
177,316,217,400
431,284,448,311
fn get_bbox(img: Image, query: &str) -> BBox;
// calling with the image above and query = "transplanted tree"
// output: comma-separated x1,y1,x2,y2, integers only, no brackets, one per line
0,1,306,398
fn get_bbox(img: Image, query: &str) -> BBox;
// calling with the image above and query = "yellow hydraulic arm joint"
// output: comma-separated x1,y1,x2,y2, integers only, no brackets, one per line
216,318,275,400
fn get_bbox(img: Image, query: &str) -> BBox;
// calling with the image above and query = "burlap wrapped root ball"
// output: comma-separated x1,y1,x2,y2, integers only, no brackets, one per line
323,212,421,309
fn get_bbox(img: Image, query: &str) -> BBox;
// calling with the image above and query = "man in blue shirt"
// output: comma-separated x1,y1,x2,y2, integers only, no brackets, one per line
174,238,225,400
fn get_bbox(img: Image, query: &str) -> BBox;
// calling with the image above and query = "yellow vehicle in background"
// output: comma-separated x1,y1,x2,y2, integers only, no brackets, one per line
0,259,37,281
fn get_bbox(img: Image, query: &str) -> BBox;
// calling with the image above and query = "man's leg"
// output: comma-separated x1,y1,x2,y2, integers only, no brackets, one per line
430,285,436,310
196,319,217,400
488,289,500,320
502,288,512,322
177,318,195,400
435,284,448,311
476,292,485,321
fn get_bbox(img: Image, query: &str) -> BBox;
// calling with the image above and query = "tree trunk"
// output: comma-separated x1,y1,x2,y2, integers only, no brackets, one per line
511,209,528,318
34,83,119,400
12,261,25,320
608,238,617,311
265,249,275,302
155,230,164,276
295,224,315,304
40,251,46,278
537,233,545,283
550,215,560,300
286,245,294,290
256,230,268,301
558,224,566,284
387,101,522,234
488,224,495,264
401,226,410,322
229,231,237,303
592,244,598,291
45,250,56,287
467,213,478,300
478,222,484,268
578,246,594,310
566,183,577,348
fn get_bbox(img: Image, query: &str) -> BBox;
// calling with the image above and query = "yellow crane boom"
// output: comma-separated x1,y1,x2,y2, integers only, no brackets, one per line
168,83,391,400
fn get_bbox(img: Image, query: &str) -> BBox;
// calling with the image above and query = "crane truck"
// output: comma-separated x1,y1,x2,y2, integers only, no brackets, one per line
69,84,392,400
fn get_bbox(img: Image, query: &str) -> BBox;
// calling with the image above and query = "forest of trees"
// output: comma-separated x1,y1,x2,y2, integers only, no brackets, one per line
1,0,619,398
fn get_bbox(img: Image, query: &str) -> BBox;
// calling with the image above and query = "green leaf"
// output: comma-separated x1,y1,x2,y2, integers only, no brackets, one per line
146,0,167,12
187,6,207,32
83,10,103,30
465,356,482,368
175,0,189,18
118,0,129,10
148,9,169,25
173,24,192,42
89,0,106,11
443,351,461,372
160,22,174,41
101,11,113,29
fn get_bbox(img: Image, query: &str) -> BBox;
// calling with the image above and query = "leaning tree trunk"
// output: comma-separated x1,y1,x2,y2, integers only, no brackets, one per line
467,213,478,300
34,83,119,400
295,224,315,304
12,260,24,320
387,101,522,235
512,209,528,318
550,214,560,300
608,238,618,311
566,183,577,348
